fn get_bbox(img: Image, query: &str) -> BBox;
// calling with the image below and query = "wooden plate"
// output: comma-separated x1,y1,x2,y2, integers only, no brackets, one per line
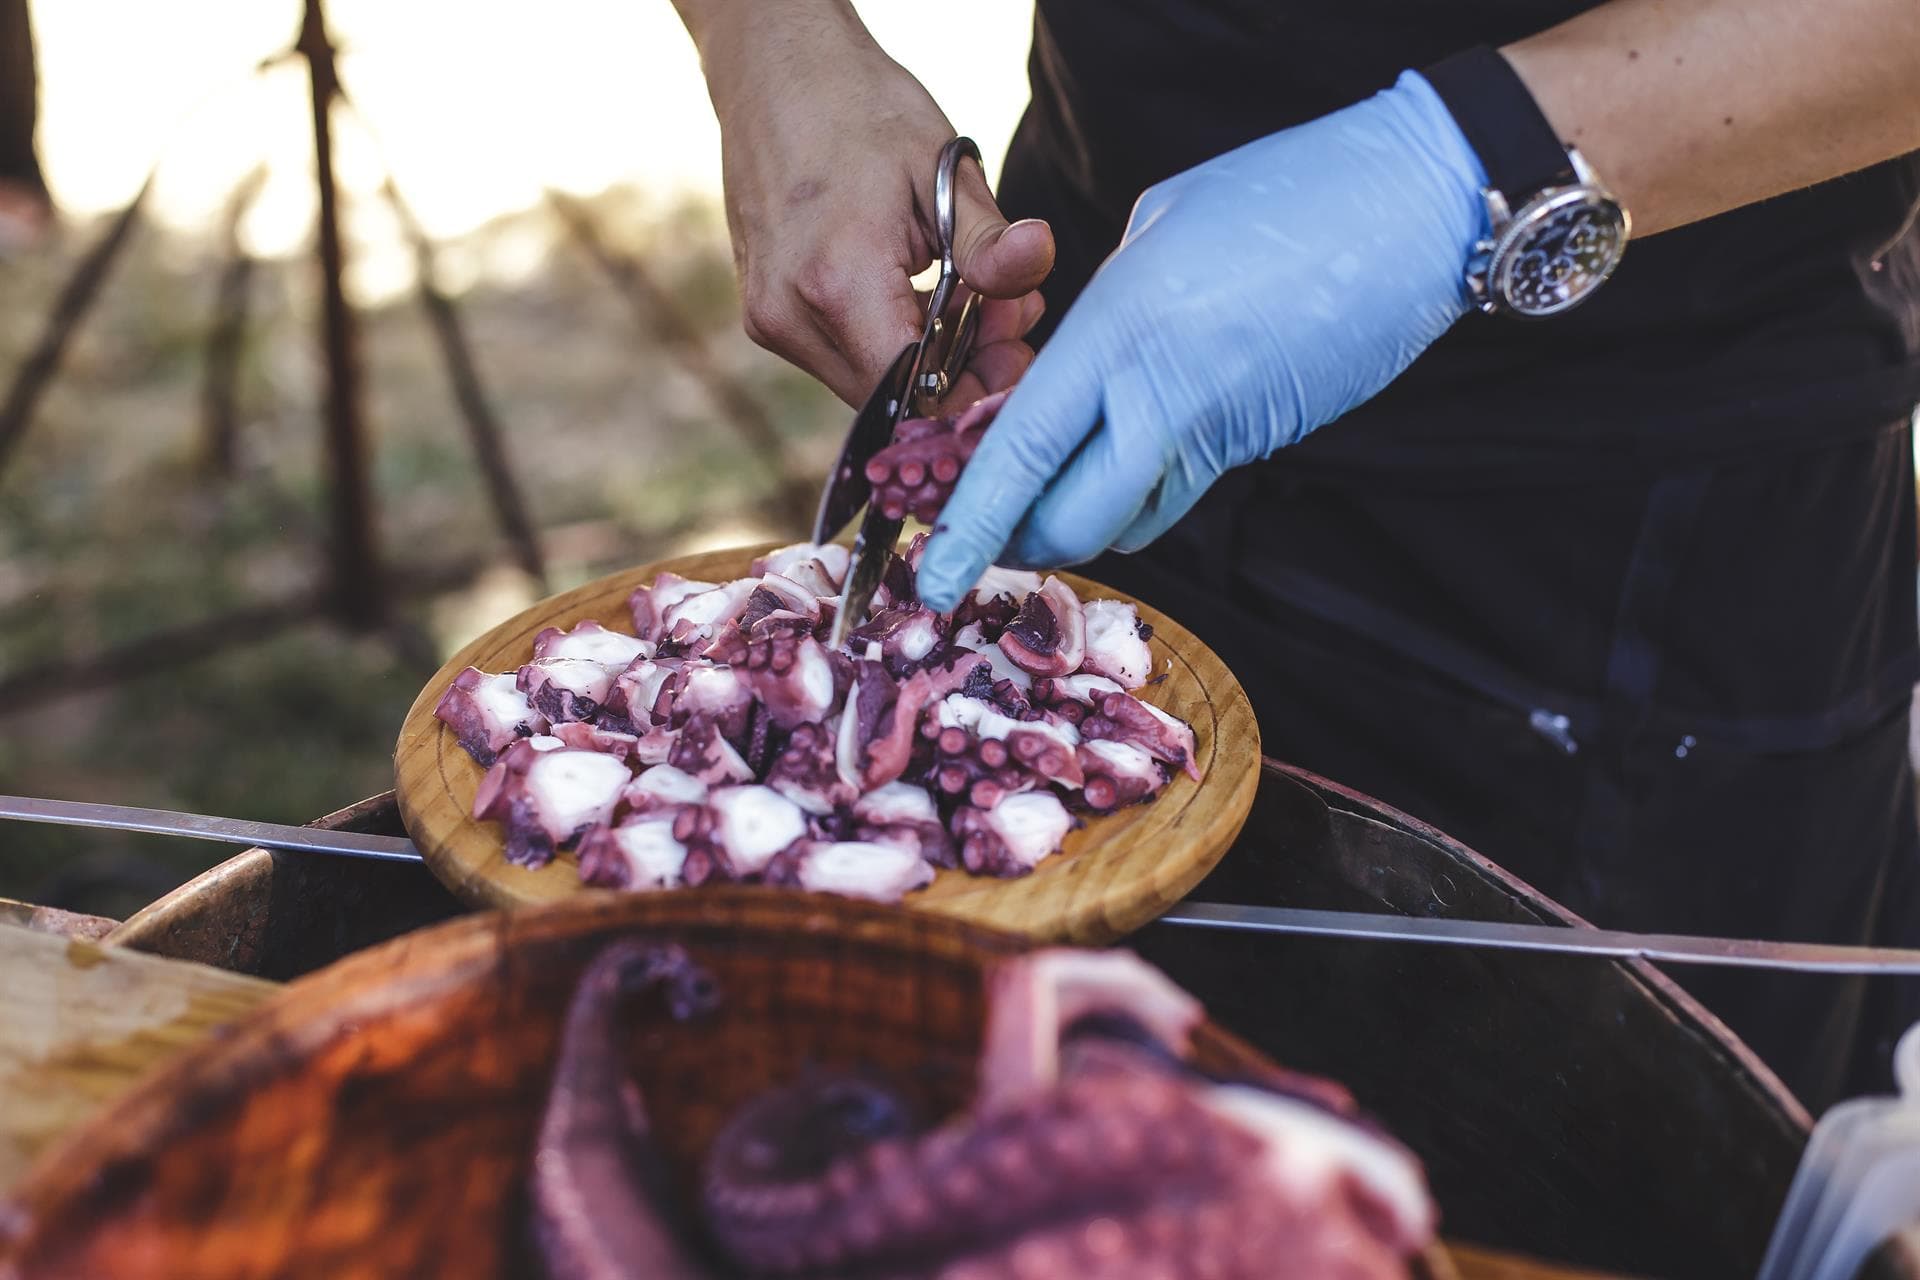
0,890,1450,1279
394,543,1259,943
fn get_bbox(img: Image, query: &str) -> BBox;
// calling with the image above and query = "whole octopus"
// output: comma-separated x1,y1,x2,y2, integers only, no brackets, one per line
529,940,1437,1280
434,394,1200,903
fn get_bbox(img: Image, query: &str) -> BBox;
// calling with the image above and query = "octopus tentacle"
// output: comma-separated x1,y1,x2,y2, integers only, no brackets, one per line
701,1037,1253,1276
529,940,721,1280
863,390,1005,524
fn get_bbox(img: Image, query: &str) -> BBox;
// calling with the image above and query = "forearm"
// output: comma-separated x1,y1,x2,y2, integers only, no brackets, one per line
668,0,881,105
1504,0,1920,237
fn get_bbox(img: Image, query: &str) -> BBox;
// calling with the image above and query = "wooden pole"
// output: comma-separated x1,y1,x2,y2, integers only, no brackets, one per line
545,190,815,532
298,0,382,627
199,165,267,477
374,173,548,591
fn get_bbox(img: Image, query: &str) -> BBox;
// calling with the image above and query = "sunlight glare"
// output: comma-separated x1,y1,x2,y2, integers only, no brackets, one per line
30,0,1036,302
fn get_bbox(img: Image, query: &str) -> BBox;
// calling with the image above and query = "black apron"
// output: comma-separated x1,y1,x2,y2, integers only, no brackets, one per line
995,0,1920,1112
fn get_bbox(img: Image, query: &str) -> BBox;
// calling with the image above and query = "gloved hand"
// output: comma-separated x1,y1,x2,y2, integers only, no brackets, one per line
916,70,1491,612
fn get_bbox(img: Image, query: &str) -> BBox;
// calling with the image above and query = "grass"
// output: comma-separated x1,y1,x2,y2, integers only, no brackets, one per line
0,187,845,918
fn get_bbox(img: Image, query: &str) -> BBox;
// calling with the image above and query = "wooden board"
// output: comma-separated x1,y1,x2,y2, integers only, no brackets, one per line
394,543,1260,943
0,923,276,1193
1,889,1470,1279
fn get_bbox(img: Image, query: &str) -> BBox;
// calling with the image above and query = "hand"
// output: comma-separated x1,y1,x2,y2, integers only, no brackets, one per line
689,3,1054,406
916,71,1490,612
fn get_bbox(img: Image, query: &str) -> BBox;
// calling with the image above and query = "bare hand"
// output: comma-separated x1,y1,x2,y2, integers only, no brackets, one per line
692,5,1054,406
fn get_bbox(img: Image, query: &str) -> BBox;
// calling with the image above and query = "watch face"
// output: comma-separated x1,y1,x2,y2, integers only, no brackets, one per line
1491,190,1628,318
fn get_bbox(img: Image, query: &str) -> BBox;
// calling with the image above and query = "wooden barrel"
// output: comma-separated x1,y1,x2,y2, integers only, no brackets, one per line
1133,764,1809,1279
106,795,464,979
106,764,1831,1277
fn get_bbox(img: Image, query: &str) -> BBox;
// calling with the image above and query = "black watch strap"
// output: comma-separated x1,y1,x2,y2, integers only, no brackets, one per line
1422,45,1574,200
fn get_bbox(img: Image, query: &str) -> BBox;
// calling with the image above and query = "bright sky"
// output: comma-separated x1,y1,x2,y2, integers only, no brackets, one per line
29,0,1036,297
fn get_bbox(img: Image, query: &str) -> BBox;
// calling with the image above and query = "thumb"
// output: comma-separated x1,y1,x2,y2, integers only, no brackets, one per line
949,157,1054,300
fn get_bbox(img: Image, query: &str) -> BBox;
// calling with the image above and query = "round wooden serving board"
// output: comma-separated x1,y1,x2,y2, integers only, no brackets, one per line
0,891,1453,1280
394,543,1260,944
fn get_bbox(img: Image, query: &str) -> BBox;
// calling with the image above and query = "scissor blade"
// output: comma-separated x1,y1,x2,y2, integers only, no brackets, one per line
829,504,905,650
812,344,917,546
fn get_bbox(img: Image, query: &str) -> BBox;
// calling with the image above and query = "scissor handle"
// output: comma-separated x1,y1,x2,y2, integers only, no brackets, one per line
912,136,984,410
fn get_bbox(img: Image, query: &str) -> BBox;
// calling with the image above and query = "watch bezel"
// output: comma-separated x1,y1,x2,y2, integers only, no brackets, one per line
1481,184,1631,320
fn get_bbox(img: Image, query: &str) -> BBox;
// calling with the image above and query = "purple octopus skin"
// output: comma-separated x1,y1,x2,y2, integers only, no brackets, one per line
851,603,946,674
528,940,720,1280
1075,740,1168,813
765,721,859,816
996,576,1087,679
669,714,754,786
520,656,622,725
434,667,549,766
527,943,1433,1280
863,389,1006,523
858,668,941,790
745,574,822,624
681,784,809,879
628,572,716,643
1033,673,1125,714
853,782,958,868
575,817,688,890
1082,691,1202,781
660,578,763,649
550,720,642,762
742,630,836,731
472,739,631,867
613,657,684,730
948,792,1076,876
919,722,1042,813
667,664,755,747
694,947,1434,1279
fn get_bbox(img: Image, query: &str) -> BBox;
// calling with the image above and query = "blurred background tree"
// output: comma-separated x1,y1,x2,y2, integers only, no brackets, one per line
0,0,1030,917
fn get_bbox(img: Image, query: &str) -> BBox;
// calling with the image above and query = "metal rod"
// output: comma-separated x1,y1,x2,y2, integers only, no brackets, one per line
1160,901,1920,975
0,796,422,864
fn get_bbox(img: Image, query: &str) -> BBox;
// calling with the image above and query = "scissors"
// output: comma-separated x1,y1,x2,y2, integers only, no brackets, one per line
815,135,985,650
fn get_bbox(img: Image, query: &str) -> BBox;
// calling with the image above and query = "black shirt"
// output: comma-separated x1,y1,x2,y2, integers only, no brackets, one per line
991,1,1920,1105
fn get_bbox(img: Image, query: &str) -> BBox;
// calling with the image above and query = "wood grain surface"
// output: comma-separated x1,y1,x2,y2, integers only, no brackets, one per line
0,924,275,1194
394,543,1261,944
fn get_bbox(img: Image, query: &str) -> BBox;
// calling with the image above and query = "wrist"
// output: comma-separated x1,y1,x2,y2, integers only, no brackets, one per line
681,0,875,107
1373,69,1497,313
1416,48,1632,318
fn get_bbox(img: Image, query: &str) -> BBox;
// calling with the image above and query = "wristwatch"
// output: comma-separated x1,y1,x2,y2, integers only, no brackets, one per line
1423,45,1631,319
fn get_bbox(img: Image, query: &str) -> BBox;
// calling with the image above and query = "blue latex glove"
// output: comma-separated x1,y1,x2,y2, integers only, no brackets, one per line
917,70,1491,612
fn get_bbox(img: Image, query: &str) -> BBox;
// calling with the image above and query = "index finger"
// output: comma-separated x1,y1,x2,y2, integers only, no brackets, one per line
915,318,1105,612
